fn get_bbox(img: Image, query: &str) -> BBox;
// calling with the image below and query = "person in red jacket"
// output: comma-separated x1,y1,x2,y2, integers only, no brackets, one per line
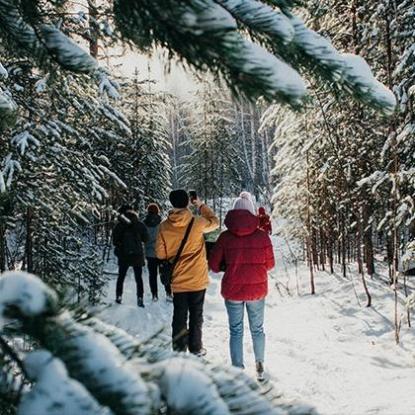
209,192,275,381
258,206,272,235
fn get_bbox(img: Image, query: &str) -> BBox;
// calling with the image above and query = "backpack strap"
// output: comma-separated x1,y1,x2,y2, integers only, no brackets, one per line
171,217,195,269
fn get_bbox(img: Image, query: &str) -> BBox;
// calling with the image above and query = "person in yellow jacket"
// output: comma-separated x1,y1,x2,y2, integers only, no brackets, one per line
156,189,219,355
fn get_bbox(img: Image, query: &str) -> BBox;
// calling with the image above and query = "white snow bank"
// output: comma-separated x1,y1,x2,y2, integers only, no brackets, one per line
0,271,57,327
19,350,110,415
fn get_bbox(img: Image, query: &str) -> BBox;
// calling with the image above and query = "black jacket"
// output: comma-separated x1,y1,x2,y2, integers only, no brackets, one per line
113,210,149,266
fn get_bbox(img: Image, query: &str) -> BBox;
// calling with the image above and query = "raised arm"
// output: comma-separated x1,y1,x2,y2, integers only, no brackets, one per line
197,203,219,233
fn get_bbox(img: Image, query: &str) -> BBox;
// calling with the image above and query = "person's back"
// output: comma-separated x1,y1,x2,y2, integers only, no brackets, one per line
113,205,149,307
258,207,272,235
209,192,274,381
212,209,274,301
156,189,219,354
113,210,147,264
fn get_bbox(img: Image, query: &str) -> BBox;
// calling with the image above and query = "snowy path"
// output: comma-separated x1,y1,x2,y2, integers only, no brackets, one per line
100,237,415,415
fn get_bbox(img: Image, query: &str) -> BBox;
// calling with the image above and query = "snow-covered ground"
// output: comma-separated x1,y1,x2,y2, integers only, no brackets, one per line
99,233,415,415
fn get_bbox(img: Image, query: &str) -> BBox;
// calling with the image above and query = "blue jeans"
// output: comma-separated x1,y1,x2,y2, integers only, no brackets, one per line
225,299,265,368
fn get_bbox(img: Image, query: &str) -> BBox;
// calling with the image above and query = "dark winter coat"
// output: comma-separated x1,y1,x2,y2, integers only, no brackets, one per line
258,207,272,235
113,210,149,267
144,213,161,258
209,209,275,301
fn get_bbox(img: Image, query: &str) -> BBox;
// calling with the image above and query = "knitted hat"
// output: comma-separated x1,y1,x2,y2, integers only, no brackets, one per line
169,189,189,209
233,191,255,214
147,203,160,215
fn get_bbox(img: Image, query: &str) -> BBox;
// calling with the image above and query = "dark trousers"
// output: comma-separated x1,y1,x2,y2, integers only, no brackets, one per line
116,262,143,299
172,289,206,353
147,257,159,297
147,257,171,297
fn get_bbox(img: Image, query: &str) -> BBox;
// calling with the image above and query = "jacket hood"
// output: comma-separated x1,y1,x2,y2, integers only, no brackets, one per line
258,207,266,215
167,208,193,227
119,210,139,226
224,209,259,236
144,213,161,227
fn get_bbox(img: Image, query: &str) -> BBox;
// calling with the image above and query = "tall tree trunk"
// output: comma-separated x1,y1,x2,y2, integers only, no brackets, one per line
25,207,33,273
306,152,316,295
358,207,371,307
88,0,99,58
0,220,5,272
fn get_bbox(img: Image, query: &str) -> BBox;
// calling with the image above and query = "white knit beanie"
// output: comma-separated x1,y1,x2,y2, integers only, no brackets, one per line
232,191,256,215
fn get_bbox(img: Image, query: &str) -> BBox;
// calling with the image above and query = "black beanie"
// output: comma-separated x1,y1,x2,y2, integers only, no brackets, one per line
169,189,189,209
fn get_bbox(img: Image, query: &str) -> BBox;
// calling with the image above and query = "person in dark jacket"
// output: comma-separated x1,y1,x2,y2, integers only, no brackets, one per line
113,205,149,307
258,206,272,235
144,203,172,302
209,192,275,381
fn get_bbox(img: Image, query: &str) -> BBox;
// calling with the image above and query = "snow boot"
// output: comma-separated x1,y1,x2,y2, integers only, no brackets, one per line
115,296,122,304
137,298,145,308
256,361,265,382
193,348,207,358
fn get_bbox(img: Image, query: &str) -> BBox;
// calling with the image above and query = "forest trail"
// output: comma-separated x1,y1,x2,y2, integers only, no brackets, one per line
100,233,415,415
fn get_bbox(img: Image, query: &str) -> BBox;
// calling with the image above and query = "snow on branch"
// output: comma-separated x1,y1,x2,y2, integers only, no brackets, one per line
0,272,58,326
19,350,110,415
40,25,98,73
217,0,295,44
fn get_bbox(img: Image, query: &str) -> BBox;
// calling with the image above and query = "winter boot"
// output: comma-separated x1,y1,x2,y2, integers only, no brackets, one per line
256,361,265,382
137,297,145,308
193,348,207,358
152,295,159,302
115,296,122,304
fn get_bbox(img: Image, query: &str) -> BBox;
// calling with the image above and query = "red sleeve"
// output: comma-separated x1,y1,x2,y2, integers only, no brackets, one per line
265,235,275,270
208,233,225,273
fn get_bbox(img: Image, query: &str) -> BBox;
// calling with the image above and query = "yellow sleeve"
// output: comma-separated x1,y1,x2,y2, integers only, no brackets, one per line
198,204,219,233
155,228,167,260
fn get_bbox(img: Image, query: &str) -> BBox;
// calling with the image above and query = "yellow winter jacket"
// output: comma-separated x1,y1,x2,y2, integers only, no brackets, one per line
155,205,219,293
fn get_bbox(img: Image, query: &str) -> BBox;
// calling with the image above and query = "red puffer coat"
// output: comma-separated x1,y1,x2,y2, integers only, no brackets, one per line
209,210,275,301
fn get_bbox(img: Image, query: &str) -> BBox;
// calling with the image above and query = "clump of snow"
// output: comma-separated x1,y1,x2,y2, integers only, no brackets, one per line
97,71,120,100
0,271,58,327
35,74,50,93
157,357,230,414
242,40,307,101
290,16,345,76
179,2,236,35
0,172,6,193
0,62,8,78
400,240,415,273
290,16,396,113
11,131,40,155
19,350,110,415
218,0,295,44
56,314,156,414
341,53,397,114
40,24,98,73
